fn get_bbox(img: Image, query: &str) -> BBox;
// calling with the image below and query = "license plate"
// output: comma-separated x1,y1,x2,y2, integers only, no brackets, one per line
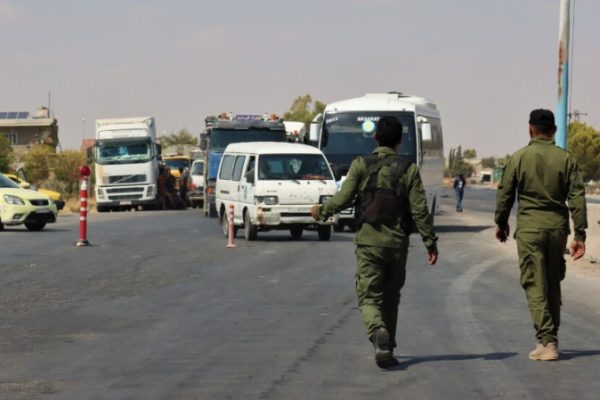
120,201,132,205
36,208,50,213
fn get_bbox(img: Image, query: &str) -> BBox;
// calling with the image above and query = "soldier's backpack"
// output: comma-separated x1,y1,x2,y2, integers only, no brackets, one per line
355,155,413,231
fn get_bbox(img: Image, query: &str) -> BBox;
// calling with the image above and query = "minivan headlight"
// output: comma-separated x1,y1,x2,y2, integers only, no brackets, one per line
3,194,25,205
255,196,278,205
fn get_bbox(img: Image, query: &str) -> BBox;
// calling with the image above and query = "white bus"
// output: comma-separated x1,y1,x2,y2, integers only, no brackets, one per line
311,92,444,231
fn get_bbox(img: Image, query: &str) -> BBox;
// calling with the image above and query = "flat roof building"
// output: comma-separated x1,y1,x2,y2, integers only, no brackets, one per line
0,107,59,153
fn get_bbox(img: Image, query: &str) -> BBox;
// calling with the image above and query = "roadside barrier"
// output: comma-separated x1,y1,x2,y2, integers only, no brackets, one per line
226,204,236,248
76,166,91,247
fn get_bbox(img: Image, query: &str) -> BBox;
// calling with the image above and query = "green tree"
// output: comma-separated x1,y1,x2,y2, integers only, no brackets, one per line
0,133,15,172
447,146,474,177
53,150,87,197
21,145,55,184
463,148,477,159
568,121,600,181
283,94,326,124
160,128,198,147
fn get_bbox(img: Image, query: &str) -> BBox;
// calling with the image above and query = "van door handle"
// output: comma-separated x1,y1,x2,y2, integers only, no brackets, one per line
220,190,229,194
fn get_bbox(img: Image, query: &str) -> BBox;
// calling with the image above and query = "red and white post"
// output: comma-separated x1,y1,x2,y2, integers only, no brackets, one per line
226,204,236,248
76,165,92,247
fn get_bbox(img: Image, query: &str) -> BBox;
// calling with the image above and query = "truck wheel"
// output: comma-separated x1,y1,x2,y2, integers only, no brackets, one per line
317,225,331,241
244,211,257,241
25,222,46,231
333,221,344,232
97,206,110,213
290,226,303,240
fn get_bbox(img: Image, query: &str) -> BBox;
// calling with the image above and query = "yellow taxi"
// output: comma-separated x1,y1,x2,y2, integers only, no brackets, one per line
0,174,58,231
2,173,65,211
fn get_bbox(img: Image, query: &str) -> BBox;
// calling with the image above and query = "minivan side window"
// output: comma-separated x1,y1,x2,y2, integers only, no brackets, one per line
232,155,247,181
219,155,236,180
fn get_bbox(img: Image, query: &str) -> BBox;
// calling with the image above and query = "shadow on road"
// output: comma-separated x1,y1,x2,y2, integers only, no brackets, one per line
434,224,493,233
389,352,518,371
558,349,600,360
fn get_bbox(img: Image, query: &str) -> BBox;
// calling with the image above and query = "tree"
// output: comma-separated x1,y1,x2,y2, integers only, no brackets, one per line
447,146,474,177
160,128,198,147
463,148,477,159
53,150,87,197
283,94,326,124
0,133,15,172
481,156,496,169
568,121,600,181
21,145,55,184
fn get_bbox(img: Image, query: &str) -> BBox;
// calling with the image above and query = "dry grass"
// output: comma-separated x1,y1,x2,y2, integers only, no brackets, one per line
63,197,96,214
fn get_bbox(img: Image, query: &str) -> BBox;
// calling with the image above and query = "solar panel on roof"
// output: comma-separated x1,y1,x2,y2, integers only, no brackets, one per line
17,112,29,119
7,112,18,119
0,112,7,119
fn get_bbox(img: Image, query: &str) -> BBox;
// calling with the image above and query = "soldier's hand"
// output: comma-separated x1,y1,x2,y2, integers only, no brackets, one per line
496,225,510,243
570,240,586,260
310,205,320,221
427,248,438,266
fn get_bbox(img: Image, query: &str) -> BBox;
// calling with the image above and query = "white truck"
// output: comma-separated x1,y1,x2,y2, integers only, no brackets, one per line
311,92,444,231
93,117,161,212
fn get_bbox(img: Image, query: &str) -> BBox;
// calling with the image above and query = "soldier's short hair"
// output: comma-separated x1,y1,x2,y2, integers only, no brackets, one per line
376,116,403,147
529,109,556,134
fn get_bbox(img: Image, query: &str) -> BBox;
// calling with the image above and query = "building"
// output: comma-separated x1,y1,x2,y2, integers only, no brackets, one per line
0,107,59,154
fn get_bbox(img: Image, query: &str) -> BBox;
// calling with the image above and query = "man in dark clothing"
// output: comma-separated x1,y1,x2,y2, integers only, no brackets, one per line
495,109,587,361
311,116,438,369
453,174,466,212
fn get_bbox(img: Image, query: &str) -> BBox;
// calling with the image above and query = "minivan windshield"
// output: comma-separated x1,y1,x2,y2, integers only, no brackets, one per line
258,154,333,181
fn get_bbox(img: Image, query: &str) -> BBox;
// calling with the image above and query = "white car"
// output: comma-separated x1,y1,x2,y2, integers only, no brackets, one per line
0,174,57,231
216,142,337,241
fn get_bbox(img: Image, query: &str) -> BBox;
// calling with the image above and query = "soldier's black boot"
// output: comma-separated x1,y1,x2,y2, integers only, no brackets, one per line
372,328,396,369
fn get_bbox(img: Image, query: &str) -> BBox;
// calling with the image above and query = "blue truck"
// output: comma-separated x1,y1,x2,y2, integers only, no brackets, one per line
201,113,288,217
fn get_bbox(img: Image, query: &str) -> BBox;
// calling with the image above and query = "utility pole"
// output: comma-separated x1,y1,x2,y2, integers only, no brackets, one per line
556,0,571,149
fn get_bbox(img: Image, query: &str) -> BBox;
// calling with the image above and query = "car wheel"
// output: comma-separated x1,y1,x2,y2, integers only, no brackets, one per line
317,225,331,241
25,222,46,231
244,211,257,241
290,226,303,240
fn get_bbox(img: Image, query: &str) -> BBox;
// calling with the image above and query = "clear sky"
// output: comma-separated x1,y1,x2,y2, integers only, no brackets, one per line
1,0,598,157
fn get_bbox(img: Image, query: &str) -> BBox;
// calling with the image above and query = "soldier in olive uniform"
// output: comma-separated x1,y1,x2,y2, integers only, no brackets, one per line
311,116,438,369
495,109,587,361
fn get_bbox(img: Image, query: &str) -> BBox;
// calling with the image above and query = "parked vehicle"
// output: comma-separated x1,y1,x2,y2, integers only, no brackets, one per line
0,173,57,231
310,92,444,231
2,173,65,211
216,142,336,241
201,113,288,218
187,159,205,208
92,117,161,212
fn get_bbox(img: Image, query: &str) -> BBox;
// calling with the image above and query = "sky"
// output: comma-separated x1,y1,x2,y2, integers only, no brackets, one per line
1,0,598,157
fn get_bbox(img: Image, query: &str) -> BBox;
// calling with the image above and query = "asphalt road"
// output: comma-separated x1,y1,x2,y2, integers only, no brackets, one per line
1,188,599,400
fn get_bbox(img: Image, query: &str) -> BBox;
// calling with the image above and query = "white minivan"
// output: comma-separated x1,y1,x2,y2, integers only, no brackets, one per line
216,142,337,241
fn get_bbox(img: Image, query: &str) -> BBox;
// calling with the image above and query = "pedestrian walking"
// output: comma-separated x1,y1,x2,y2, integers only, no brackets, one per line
311,116,438,369
494,109,587,361
453,173,466,212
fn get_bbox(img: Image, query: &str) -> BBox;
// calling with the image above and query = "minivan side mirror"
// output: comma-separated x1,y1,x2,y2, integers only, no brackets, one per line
245,169,255,184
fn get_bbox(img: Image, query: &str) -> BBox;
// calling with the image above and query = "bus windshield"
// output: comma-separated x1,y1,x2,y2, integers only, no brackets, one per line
209,129,287,152
96,138,152,165
321,112,416,166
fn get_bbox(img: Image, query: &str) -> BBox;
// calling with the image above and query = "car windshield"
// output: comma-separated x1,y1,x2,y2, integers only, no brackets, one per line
321,111,416,166
191,162,204,175
96,138,152,165
209,129,287,152
257,154,333,181
0,174,21,189
164,159,190,170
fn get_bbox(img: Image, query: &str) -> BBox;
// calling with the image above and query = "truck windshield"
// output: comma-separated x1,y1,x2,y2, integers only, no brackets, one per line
163,159,190,170
258,154,333,181
96,139,152,165
321,112,416,166
191,162,204,175
210,129,287,152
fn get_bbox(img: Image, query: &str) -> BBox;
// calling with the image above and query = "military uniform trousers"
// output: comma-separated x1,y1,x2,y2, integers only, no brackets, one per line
355,242,409,349
515,229,568,345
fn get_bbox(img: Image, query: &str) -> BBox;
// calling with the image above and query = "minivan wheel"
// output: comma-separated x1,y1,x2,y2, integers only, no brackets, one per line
317,225,331,241
221,212,229,237
244,211,257,241
290,226,303,240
